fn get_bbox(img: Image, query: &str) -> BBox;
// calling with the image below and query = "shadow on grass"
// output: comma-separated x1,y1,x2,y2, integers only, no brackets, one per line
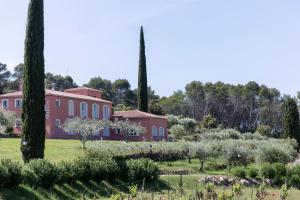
0,179,172,200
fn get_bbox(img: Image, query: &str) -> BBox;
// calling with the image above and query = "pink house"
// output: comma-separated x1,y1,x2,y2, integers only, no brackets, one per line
0,86,167,141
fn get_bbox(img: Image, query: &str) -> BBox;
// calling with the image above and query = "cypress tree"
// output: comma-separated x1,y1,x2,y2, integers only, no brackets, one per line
21,0,45,162
283,97,300,144
137,26,148,112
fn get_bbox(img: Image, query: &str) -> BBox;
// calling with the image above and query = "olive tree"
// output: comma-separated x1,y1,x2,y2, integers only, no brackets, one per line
111,118,146,142
63,117,109,149
195,143,213,172
0,109,16,133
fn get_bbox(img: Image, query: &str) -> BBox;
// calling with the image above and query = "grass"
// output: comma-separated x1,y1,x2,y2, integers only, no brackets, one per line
1,175,300,199
0,138,84,162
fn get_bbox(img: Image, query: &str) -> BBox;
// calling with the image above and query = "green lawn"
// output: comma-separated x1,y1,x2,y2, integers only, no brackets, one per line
0,138,84,162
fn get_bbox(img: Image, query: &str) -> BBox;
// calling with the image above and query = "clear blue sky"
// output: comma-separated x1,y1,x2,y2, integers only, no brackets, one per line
1,0,300,97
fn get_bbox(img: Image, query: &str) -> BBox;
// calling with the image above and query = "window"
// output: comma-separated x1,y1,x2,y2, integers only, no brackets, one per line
128,129,139,136
15,119,22,128
159,127,165,136
92,103,99,119
103,126,110,136
15,99,22,108
103,105,110,120
152,126,158,137
68,100,74,117
2,99,8,109
55,99,61,107
80,102,88,118
55,119,61,128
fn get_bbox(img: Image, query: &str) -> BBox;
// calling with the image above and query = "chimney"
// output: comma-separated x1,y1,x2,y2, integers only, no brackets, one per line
18,80,23,91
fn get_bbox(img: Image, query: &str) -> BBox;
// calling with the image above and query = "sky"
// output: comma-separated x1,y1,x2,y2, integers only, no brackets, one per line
1,0,300,97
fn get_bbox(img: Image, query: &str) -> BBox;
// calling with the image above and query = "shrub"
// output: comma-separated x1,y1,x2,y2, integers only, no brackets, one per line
0,159,22,188
233,167,246,179
248,167,258,179
256,125,272,137
274,163,286,177
256,143,296,164
23,159,58,188
224,146,253,170
4,126,14,134
73,156,120,182
169,124,186,139
126,158,159,181
200,115,218,129
167,115,180,128
56,160,84,184
179,117,197,132
261,164,276,179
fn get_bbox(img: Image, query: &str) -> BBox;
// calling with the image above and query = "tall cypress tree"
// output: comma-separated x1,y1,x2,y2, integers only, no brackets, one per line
137,26,148,112
21,0,45,162
283,97,300,144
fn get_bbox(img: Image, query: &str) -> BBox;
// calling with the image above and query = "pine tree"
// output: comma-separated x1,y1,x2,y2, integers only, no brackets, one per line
21,0,45,162
283,97,300,144
137,26,148,112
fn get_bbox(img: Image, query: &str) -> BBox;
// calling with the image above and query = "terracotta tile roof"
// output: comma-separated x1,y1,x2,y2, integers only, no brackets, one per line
113,110,167,119
0,90,111,104
64,86,103,93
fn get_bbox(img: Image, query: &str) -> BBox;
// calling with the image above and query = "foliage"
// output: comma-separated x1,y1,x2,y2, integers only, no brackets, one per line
261,164,276,179
232,167,247,179
256,142,296,163
0,109,16,133
21,0,45,162
169,124,186,139
200,115,218,129
248,167,258,178
112,118,146,142
63,117,108,148
126,158,159,181
224,145,253,170
0,159,22,188
179,117,197,132
256,125,272,137
280,183,288,200
283,97,300,144
194,144,212,172
149,100,165,115
137,26,148,112
167,115,180,128
23,159,58,189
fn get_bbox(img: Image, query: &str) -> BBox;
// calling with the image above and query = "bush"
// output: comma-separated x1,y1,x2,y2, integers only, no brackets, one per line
23,159,58,188
4,126,14,134
261,164,276,179
256,143,296,164
57,161,84,184
224,146,253,170
0,159,22,188
169,124,186,139
73,156,120,182
274,163,286,177
256,125,272,137
179,117,197,132
200,115,218,129
126,158,159,181
232,167,246,179
248,167,258,179
167,115,180,128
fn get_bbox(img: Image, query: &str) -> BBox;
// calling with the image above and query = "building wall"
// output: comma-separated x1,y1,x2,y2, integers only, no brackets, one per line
111,117,168,141
46,95,112,139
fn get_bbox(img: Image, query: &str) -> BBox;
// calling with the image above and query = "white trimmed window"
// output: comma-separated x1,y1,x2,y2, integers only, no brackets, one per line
68,100,74,117
159,127,165,136
103,105,110,120
55,119,61,128
80,102,88,118
15,99,22,108
152,126,158,137
92,103,99,119
103,126,110,136
55,99,61,107
15,118,22,128
2,99,8,109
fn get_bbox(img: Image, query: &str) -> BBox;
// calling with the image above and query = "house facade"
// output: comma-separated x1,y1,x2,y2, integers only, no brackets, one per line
0,86,167,141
